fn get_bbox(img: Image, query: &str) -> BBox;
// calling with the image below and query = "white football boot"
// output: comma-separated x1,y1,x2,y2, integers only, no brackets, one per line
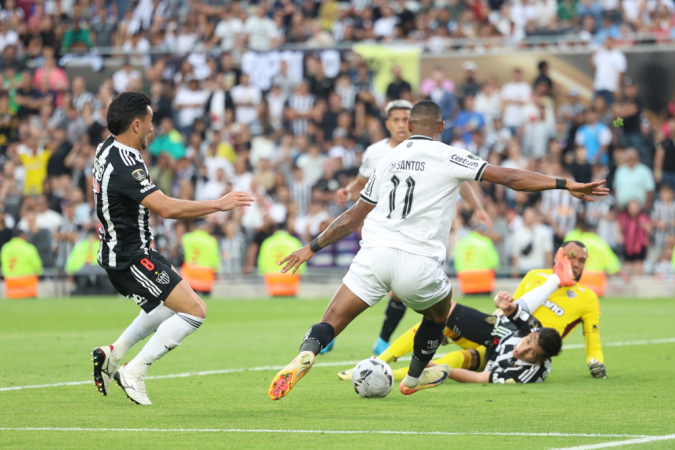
114,363,152,405
91,345,119,396
399,364,451,395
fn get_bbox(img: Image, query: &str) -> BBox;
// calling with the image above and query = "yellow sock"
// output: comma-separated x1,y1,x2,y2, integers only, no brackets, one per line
434,349,473,369
392,367,408,381
378,322,420,363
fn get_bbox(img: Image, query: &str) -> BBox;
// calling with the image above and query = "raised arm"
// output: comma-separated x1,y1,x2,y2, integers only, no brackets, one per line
481,165,609,201
279,199,375,274
141,190,254,219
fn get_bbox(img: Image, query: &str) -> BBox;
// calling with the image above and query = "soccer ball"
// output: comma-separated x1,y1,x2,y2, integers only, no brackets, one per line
352,358,394,398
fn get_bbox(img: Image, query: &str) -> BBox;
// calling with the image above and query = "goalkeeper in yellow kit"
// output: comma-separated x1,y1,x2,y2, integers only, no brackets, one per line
338,241,607,381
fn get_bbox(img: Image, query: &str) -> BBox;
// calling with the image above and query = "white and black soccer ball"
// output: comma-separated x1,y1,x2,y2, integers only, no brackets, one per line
352,358,394,398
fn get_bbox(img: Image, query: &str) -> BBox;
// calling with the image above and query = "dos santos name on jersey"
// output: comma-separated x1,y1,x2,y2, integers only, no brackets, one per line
387,160,426,173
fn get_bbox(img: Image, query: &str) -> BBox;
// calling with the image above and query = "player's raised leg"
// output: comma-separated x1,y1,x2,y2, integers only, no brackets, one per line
92,305,173,395
115,281,206,405
399,289,453,395
269,284,369,400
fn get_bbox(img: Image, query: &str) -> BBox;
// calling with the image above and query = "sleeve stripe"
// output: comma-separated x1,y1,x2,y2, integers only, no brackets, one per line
475,162,488,181
360,194,377,205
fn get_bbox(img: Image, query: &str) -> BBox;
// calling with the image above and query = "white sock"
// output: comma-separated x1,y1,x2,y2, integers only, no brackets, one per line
111,305,175,366
515,274,561,313
125,313,204,375
403,373,422,387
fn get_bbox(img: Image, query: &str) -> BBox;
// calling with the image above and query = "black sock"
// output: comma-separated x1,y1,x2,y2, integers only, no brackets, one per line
379,297,407,342
408,317,446,378
299,323,335,356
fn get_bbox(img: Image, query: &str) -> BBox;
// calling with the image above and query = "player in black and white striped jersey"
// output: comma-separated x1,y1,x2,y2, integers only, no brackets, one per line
443,291,562,384
90,92,254,405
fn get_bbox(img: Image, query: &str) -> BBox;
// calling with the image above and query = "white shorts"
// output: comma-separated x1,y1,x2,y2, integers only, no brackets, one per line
343,247,452,311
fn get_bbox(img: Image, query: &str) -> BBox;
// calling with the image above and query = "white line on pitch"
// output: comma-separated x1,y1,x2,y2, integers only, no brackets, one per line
549,433,675,449
0,427,654,438
1,337,674,393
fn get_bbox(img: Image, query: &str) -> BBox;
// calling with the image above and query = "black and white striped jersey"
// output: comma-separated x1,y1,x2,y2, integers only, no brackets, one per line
484,305,552,384
92,135,159,270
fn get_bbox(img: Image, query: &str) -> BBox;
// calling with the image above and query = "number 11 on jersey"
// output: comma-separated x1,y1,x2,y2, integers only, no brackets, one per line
386,175,415,219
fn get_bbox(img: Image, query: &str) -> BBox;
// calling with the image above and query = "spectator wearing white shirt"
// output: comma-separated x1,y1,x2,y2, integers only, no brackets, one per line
373,5,398,39
112,60,141,94
230,73,262,126
511,208,554,274
215,7,244,51
0,22,18,52
174,77,209,134
71,76,94,113
244,6,279,52
500,68,532,135
296,144,326,187
591,37,626,106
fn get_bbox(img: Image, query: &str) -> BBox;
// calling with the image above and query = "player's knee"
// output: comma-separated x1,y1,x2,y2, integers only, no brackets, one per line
187,294,207,319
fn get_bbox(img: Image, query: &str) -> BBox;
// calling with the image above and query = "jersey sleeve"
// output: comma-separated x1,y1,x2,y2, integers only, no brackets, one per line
358,149,374,179
581,291,604,364
447,149,488,182
489,360,550,384
359,167,380,205
115,164,159,204
506,304,542,335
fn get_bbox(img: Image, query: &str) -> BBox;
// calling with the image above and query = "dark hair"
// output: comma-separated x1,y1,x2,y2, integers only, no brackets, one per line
410,100,442,122
536,328,563,359
107,92,152,135
538,60,548,71
563,240,587,251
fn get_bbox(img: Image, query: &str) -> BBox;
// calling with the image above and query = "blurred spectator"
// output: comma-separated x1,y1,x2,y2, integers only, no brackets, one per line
386,65,412,102
174,77,208,134
614,148,655,208
420,67,455,98
230,73,261,126
618,199,651,276
62,16,92,53
17,135,51,195
0,229,42,278
591,37,626,106
220,220,246,274
501,68,532,135
614,79,646,165
149,118,186,160
511,208,554,274
244,5,279,52
457,61,481,99
0,206,12,250
533,60,553,97
453,95,485,147
286,81,314,136
650,184,675,248
112,60,141,94
575,109,612,164
654,118,675,190
182,221,221,273
22,209,53,268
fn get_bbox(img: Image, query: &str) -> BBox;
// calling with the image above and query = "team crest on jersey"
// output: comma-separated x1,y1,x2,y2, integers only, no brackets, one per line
132,168,147,181
465,152,479,160
566,289,577,298
156,271,170,285
407,142,413,147
486,316,497,325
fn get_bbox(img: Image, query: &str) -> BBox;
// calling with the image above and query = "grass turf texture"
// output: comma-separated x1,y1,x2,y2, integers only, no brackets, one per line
0,296,674,449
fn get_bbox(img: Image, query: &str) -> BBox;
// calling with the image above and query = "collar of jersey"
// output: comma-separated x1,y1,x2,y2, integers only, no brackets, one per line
113,138,142,156
408,135,433,141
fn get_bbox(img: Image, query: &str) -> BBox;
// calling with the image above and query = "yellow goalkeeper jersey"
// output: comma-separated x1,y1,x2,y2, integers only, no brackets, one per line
513,269,604,364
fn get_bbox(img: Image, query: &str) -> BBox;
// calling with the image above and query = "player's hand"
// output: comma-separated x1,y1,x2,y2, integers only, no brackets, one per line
336,188,350,206
553,247,575,287
217,191,255,211
279,245,314,274
475,209,493,232
566,179,610,202
493,291,515,312
588,358,607,378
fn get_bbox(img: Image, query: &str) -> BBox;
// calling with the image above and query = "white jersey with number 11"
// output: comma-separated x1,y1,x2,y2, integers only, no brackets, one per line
359,135,488,261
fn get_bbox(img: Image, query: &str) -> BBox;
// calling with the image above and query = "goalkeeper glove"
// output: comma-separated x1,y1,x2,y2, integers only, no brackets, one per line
588,358,607,378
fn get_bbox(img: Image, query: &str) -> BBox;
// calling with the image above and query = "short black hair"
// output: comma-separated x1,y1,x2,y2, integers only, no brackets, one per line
563,240,587,251
536,328,562,359
410,100,442,123
107,92,152,135
538,60,548,71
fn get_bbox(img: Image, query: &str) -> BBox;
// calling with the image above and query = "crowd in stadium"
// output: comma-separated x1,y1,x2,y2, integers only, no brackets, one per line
0,0,675,285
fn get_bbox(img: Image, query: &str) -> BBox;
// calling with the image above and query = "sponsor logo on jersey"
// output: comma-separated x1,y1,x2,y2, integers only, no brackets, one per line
544,299,565,316
420,339,440,354
449,154,480,169
567,289,577,298
364,168,376,197
132,168,147,181
156,271,170,285
464,152,479,160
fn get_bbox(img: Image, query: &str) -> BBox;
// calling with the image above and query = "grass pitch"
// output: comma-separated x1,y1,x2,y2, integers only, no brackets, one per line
1,295,674,449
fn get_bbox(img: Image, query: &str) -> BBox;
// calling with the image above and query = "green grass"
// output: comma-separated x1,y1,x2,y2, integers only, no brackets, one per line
1,296,674,449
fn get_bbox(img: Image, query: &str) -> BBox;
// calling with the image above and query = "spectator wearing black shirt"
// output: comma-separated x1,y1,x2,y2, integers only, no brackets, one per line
0,206,12,251
150,81,175,127
307,61,334,101
386,65,412,102
655,117,675,191
614,79,646,165
321,91,344,142
14,71,44,119
0,44,26,72
533,60,553,97
457,60,481,99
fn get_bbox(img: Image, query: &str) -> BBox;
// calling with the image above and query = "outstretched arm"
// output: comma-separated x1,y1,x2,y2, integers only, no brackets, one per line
279,199,375,274
142,190,254,219
336,175,368,206
481,165,609,201
449,369,490,383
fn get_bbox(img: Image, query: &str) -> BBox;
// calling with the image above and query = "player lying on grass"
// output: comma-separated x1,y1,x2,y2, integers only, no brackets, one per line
339,242,608,381
443,290,562,384
269,101,608,401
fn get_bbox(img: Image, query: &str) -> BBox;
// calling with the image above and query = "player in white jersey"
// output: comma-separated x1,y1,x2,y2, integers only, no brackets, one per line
268,101,608,400
335,100,491,357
